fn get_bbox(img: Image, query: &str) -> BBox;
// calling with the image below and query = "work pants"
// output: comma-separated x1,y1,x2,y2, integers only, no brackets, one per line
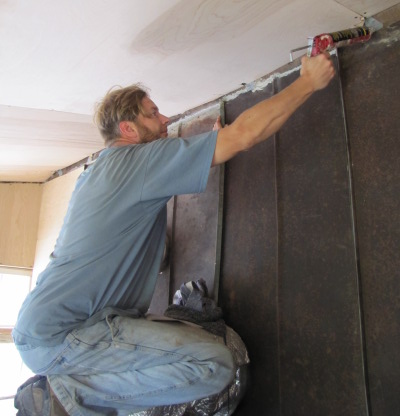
16,315,235,416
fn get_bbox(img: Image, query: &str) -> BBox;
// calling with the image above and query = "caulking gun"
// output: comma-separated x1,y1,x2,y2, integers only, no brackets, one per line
289,17,383,62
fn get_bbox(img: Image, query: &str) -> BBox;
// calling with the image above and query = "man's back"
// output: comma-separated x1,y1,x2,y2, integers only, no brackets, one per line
13,134,217,348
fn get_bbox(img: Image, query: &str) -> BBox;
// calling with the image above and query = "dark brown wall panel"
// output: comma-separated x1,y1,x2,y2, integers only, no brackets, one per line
275,65,367,415
220,85,280,415
339,21,400,416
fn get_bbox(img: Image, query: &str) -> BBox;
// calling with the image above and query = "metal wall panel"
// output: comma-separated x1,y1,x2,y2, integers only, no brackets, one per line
170,105,224,301
149,105,223,312
147,197,174,315
221,84,280,415
339,21,400,416
275,63,367,416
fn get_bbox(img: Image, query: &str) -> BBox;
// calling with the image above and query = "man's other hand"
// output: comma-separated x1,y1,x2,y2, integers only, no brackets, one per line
213,116,223,131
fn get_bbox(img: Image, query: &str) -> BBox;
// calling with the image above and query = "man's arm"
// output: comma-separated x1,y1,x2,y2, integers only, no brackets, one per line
212,54,335,166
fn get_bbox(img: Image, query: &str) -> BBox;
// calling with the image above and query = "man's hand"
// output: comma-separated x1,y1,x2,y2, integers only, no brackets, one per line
300,53,335,92
213,116,223,131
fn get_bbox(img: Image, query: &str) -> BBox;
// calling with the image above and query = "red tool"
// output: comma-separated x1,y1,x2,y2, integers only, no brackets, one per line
310,26,372,56
289,17,383,62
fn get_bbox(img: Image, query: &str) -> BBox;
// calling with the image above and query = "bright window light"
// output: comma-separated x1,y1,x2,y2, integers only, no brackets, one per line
0,271,34,410
0,272,31,327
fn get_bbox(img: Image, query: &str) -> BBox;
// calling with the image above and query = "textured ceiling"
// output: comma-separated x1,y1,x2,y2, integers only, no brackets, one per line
0,0,398,182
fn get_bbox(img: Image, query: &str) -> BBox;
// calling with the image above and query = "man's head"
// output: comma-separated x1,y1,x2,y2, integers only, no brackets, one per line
94,84,169,147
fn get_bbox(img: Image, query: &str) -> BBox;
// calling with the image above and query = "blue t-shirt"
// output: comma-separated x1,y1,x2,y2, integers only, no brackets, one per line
13,132,217,347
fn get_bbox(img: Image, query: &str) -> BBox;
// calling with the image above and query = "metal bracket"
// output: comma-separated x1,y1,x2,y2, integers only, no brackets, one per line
289,37,314,62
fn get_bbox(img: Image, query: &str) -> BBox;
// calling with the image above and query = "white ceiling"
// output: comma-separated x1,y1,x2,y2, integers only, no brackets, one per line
1,0,398,182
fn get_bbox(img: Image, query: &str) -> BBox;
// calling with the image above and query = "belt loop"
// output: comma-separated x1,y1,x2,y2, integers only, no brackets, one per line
106,314,117,340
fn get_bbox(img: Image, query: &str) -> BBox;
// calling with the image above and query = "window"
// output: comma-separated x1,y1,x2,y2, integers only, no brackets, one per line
0,271,31,327
0,268,34,412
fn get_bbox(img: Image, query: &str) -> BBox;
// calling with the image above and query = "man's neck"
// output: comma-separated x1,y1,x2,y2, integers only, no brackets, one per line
108,137,139,148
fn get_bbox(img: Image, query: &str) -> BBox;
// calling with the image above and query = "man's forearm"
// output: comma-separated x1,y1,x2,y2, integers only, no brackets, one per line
212,54,334,166
234,75,314,147
213,77,315,166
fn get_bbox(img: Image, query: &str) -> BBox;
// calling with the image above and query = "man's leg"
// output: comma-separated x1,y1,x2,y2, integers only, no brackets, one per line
45,316,234,415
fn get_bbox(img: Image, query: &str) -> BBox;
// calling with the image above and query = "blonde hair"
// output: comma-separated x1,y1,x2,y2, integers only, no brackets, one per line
94,84,149,146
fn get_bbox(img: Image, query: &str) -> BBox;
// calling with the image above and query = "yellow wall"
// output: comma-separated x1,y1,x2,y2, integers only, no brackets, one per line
0,183,42,268
32,168,83,284
0,167,83,282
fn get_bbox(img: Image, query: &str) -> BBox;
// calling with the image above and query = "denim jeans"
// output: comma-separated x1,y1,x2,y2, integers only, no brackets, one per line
16,315,235,415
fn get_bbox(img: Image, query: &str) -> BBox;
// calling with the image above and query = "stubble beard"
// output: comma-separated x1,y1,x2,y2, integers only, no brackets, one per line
136,122,162,143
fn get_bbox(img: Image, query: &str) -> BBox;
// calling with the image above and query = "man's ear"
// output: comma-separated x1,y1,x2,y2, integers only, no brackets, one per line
119,121,138,140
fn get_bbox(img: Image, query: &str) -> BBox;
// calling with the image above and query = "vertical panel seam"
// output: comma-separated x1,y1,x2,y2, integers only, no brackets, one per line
213,100,226,304
168,123,182,304
337,51,372,416
273,76,283,416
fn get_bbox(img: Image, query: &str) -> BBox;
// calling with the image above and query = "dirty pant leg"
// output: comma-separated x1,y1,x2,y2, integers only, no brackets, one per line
18,316,235,416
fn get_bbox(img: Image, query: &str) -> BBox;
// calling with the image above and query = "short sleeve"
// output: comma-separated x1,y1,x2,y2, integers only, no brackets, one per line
140,131,217,200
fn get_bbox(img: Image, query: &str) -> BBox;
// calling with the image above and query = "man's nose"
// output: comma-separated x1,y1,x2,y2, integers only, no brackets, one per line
160,114,170,125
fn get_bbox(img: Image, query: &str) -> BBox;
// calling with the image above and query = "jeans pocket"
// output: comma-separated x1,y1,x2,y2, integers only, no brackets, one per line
70,317,114,347
59,320,116,375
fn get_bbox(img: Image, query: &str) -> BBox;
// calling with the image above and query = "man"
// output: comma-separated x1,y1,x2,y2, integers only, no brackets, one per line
13,54,334,415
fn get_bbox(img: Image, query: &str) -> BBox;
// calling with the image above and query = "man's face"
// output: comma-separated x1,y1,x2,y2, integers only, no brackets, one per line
134,97,170,143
